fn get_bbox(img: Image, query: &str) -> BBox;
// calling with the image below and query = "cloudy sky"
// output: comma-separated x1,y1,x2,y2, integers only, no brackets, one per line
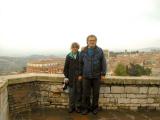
0,0,160,56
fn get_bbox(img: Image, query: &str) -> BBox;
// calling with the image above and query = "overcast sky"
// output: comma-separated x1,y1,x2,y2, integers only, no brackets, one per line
0,0,160,56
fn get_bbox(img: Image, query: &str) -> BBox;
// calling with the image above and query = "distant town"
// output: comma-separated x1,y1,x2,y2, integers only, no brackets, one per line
0,48,160,77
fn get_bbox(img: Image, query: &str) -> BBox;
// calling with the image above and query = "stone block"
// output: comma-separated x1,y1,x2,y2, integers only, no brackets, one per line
148,87,158,94
139,87,148,94
118,98,130,104
125,87,139,94
111,86,124,93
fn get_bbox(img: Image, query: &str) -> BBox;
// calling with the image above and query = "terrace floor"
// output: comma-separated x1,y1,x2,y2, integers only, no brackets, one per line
10,108,160,120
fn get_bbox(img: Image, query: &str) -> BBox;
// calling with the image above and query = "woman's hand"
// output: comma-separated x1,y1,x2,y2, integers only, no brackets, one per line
78,76,82,80
64,78,69,83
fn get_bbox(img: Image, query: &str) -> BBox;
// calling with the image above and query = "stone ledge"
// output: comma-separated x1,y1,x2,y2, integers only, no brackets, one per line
0,78,8,93
1,73,160,91
103,76,160,85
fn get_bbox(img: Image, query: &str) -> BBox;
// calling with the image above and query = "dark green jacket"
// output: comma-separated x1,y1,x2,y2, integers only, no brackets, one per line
63,52,79,86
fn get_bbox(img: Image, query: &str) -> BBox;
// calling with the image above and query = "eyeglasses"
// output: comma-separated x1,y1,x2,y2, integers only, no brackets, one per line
72,46,79,48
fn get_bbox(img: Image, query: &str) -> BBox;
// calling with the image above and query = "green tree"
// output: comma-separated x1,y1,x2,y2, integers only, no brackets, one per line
114,63,128,76
144,68,152,75
114,63,152,76
127,63,151,76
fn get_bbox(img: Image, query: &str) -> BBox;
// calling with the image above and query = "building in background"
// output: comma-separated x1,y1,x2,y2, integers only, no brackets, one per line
26,58,64,74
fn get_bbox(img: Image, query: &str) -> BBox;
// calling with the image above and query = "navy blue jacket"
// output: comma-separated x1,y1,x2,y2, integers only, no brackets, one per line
79,46,107,78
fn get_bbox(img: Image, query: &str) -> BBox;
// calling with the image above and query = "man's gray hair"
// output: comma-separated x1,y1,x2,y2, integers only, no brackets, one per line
86,34,97,42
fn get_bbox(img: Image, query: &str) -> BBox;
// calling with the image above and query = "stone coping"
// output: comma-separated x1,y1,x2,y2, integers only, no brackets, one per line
1,73,160,91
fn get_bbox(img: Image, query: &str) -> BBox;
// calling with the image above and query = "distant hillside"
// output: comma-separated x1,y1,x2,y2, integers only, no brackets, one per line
110,47,160,52
0,55,61,75
138,47,160,52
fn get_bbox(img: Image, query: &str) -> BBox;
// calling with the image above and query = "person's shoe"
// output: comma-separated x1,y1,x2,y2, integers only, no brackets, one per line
81,109,88,115
92,108,98,115
75,108,81,113
68,108,74,113
88,107,92,112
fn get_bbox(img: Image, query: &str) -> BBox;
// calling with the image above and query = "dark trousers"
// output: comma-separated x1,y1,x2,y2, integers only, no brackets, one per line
69,80,82,109
82,77,100,110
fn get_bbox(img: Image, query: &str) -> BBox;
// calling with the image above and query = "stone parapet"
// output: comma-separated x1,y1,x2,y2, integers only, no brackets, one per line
0,73,160,119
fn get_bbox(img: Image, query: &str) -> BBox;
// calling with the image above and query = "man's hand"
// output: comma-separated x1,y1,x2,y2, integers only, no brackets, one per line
78,76,82,81
101,76,106,81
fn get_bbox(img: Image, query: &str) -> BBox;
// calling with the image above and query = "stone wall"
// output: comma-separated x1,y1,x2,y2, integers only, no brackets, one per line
7,76,68,115
0,77,9,120
8,81,38,114
1,73,160,119
99,80,160,110
36,81,68,109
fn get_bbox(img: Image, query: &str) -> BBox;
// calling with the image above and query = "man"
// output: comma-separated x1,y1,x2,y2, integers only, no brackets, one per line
79,35,107,115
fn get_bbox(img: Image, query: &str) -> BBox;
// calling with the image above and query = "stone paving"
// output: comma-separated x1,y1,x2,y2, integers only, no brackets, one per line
11,108,160,120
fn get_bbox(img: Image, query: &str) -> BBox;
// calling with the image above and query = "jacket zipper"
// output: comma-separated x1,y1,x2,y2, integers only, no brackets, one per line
91,56,93,76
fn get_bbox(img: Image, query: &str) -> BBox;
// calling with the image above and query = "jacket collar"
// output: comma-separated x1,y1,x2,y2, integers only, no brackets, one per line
83,45,98,52
68,51,79,59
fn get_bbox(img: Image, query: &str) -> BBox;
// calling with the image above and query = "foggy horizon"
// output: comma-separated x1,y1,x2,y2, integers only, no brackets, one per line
0,46,160,57
0,0,160,57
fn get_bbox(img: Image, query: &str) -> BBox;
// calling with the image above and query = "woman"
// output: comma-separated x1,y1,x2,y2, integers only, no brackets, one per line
63,42,82,113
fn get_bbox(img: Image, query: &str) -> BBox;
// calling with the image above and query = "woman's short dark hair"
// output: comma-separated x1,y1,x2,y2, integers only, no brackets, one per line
71,42,80,49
